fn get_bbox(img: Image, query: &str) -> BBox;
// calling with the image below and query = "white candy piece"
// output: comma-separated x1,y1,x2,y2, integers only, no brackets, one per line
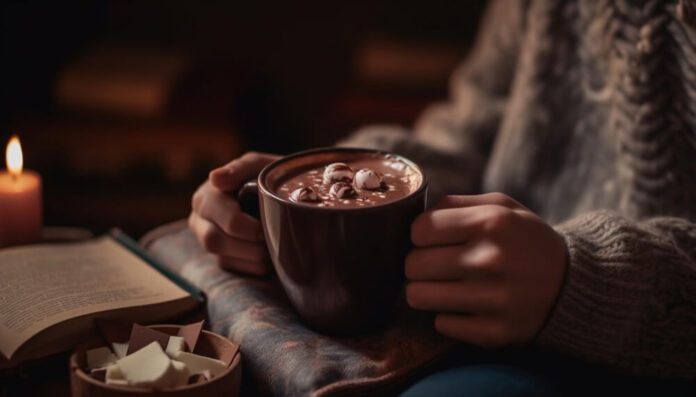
86,346,117,370
170,359,191,386
322,163,354,184
165,336,186,357
111,342,128,359
105,364,127,386
171,351,228,378
116,341,182,388
106,364,124,380
354,169,382,190
200,369,213,380
106,379,129,387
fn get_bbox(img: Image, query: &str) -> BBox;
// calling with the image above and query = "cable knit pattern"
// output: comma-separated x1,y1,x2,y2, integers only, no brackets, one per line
339,0,528,202
341,0,696,380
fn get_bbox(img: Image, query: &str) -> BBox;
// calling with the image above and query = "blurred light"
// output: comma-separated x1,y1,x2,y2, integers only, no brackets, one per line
6,135,23,176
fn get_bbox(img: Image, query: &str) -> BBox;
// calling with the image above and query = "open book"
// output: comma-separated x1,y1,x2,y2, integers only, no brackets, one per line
0,231,203,367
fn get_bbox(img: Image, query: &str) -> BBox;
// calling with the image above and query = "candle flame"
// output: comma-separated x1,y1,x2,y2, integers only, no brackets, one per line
6,135,23,176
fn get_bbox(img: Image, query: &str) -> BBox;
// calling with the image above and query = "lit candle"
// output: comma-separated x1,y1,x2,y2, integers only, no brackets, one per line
0,135,42,247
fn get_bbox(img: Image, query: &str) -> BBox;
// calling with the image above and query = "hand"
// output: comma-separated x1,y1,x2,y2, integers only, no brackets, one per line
189,152,280,275
405,193,567,347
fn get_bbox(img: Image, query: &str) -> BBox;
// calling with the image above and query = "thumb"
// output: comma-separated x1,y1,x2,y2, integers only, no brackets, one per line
210,152,278,192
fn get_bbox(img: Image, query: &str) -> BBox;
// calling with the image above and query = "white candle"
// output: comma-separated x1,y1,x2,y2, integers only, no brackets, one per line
0,135,42,247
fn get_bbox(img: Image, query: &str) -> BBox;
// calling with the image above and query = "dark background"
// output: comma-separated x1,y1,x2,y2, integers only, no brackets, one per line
0,1,486,238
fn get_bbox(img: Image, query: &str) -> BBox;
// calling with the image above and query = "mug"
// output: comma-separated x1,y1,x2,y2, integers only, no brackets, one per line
239,147,427,334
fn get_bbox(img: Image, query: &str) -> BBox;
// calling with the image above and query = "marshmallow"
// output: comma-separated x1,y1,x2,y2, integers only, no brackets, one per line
323,163,354,184
171,351,228,378
289,186,321,203
86,346,117,370
329,182,357,199
354,168,382,190
165,336,186,356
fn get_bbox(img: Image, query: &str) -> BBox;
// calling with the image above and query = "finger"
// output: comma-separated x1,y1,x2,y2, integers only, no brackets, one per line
411,205,510,247
194,183,263,242
189,212,268,261
405,241,504,281
216,255,271,276
405,245,468,280
431,193,526,211
434,313,506,348
406,280,504,313
405,246,465,281
210,152,278,192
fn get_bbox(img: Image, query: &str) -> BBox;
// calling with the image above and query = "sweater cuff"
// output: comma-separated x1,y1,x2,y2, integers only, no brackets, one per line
535,212,635,366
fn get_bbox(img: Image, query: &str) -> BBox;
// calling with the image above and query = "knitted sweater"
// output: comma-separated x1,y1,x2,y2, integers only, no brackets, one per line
340,0,696,380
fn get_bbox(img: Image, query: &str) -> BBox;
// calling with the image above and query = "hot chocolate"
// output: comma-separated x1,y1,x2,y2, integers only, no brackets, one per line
245,148,428,333
273,153,422,208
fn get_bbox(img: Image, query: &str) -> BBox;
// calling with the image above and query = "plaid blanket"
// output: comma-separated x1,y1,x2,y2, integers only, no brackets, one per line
141,220,454,397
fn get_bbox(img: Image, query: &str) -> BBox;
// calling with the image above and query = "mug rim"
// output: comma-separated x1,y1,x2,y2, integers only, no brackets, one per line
257,147,428,212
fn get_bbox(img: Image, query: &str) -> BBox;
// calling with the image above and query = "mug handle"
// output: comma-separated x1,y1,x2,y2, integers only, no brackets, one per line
237,180,260,219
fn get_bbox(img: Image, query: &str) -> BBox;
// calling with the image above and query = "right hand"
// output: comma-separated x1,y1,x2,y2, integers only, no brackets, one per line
189,151,280,275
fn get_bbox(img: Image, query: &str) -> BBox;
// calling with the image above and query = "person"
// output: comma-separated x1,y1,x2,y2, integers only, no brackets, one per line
189,0,696,394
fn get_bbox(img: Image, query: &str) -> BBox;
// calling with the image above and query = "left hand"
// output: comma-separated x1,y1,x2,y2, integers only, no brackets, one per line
405,193,567,347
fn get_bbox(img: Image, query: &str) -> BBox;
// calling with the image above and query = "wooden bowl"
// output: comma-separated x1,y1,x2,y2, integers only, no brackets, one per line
69,325,241,397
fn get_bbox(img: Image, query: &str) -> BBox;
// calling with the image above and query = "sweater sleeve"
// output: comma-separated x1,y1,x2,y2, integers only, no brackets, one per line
338,0,529,202
537,211,696,380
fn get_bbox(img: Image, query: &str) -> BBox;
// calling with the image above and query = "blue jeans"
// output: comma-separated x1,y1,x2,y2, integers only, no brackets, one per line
400,347,695,397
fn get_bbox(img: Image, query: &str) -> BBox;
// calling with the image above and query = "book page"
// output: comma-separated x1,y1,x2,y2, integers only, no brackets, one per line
0,237,190,359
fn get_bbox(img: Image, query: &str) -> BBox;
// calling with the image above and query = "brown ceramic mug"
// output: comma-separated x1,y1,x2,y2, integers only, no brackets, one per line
239,147,427,334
